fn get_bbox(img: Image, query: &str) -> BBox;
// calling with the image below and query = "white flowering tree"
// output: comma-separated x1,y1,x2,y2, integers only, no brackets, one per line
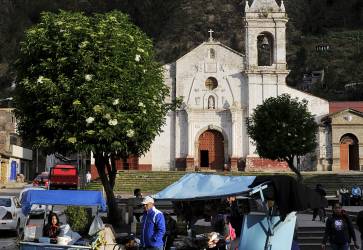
246,94,318,181
14,11,171,222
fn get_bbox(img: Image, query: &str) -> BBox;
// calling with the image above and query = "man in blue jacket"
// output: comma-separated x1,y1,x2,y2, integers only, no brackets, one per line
140,196,166,250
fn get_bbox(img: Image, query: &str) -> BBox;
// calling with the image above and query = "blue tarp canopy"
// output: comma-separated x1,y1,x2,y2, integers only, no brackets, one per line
22,190,107,215
153,173,257,200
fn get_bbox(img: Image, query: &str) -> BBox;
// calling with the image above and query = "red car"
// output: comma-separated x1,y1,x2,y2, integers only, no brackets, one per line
32,172,49,189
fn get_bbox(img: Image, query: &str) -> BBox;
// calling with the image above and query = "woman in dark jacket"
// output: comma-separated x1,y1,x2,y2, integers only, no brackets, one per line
43,213,61,240
322,203,359,250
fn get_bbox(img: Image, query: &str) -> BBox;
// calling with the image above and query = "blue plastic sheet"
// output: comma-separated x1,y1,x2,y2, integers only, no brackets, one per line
153,173,256,200
22,190,107,215
239,212,297,250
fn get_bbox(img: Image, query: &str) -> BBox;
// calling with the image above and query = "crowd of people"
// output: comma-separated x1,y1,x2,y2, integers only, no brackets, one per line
126,189,244,250
337,185,362,206
125,184,363,250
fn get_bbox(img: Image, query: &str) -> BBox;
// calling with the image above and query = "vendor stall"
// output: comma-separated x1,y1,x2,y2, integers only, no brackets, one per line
153,173,326,250
19,190,111,250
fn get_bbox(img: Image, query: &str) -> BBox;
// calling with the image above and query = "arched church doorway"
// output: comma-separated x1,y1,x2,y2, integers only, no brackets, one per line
340,134,360,171
198,130,224,170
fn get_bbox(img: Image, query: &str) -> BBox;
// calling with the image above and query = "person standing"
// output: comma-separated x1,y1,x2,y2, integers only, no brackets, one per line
140,196,166,250
357,210,363,250
351,185,362,206
313,184,327,222
86,171,92,184
322,203,359,250
225,196,242,250
134,188,143,222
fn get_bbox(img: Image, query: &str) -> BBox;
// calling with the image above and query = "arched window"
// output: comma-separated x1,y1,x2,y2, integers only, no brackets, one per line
205,77,218,90
209,48,215,59
257,32,273,66
208,96,215,109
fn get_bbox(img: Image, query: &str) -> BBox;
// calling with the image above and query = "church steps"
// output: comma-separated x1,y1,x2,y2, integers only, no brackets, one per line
88,171,363,195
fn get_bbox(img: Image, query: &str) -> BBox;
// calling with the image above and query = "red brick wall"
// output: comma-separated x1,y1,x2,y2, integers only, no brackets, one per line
138,164,152,171
90,155,144,179
245,157,289,172
117,156,139,170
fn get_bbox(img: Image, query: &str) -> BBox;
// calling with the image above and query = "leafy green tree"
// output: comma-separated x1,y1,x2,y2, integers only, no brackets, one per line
13,10,171,223
247,94,318,180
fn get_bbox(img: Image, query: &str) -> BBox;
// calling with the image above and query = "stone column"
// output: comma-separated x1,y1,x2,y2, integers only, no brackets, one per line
186,110,195,171
230,107,242,172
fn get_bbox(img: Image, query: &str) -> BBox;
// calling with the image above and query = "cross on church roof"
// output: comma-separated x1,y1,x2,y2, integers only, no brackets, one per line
208,29,214,42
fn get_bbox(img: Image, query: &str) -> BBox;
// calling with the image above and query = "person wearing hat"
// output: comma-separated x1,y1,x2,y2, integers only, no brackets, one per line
140,196,166,250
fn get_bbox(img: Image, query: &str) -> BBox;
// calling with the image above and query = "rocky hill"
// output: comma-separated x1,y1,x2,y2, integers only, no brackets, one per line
1,0,363,100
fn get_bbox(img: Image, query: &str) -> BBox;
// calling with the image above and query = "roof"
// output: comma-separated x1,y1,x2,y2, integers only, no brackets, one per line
21,190,106,215
329,102,363,113
321,108,363,124
153,173,256,200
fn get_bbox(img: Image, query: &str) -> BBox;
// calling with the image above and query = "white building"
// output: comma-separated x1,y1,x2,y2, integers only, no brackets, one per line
133,0,330,172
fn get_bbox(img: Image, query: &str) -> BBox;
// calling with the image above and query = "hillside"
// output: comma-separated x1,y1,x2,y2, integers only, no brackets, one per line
0,0,363,100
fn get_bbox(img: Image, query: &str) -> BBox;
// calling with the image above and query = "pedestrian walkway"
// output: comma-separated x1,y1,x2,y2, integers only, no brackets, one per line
0,181,27,189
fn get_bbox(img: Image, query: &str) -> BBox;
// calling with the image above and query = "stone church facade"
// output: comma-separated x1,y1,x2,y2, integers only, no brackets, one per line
137,0,332,172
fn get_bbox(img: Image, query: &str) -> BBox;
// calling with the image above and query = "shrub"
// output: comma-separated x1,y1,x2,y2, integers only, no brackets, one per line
64,206,92,235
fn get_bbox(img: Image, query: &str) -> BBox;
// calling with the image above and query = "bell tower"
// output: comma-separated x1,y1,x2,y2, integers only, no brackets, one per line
244,0,290,156
244,0,289,79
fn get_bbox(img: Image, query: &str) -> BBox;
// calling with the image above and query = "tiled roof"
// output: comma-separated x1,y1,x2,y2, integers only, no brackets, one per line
329,102,363,113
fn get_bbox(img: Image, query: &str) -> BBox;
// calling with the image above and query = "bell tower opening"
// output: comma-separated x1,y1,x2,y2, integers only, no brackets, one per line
257,32,273,66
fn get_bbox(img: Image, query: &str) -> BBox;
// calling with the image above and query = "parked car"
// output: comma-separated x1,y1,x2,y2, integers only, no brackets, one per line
32,172,49,189
49,164,78,190
0,196,25,234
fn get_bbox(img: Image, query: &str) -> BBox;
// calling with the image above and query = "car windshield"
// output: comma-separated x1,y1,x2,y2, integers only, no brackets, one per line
0,198,11,207
35,173,49,180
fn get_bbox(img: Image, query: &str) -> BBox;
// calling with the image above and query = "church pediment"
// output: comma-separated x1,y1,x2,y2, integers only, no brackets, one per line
248,0,281,12
175,41,244,65
325,109,363,125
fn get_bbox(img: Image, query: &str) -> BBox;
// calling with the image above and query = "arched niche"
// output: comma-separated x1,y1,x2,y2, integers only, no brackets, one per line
257,32,274,66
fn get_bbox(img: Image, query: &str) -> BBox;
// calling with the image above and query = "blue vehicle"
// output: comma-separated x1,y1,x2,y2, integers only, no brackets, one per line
19,190,106,250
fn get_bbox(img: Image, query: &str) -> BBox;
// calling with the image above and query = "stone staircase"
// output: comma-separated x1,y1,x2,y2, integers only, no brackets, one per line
297,211,360,250
87,171,363,196
298,225,326,250
114,171,186,193
303,172,363,196
108,171,293,193
298,225,357,250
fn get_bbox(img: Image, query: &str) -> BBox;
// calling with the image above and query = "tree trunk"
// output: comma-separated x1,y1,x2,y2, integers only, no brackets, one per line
286,156,303,182
94,153,120,226
109,154,117,189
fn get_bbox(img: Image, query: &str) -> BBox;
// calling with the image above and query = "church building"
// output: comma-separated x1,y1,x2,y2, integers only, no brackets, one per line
136,0,332,172
90,0,363,176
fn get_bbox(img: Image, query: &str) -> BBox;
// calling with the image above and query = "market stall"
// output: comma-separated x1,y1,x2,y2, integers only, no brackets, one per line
153,173,326,250
19,190,113,250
